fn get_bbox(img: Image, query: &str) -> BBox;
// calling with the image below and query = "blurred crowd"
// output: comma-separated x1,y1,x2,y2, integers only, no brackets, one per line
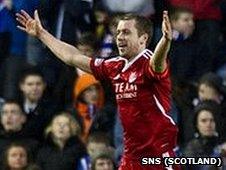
0,0,226,169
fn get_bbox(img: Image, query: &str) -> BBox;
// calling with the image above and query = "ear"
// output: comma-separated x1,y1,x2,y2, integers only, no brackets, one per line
171,20,177,29
21,114,27,124
140,33,149,45
19,82,25,91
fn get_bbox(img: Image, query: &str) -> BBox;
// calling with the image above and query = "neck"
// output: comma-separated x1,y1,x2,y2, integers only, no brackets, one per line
6,127,22,133
11,168,24,170
53,137,66,149
127,47,146,62
25,98,38,105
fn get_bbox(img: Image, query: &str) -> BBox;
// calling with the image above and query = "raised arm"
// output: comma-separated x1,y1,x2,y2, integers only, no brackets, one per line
150,11,172,73
16,10,92,73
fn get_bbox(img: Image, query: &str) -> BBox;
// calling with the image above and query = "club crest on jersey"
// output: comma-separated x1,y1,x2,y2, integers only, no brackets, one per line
94,58,104,66
129,72,137,83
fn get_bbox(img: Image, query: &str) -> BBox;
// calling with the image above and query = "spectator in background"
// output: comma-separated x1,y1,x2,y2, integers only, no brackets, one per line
183,100,221,170
168,6,208,82
74,32,117,142
87,132,113,160
77,132,114,170
99,0,155,17
73,74,104,142
36,112,86,170
18,68,57,142
26,0,96,110
94,2,117,58
2,143,41,170
196,72,226,141
197,72,225,104
0,100,39,169
177,72,226,145
1,0,39,99
91,153,116,170
167,0,222,73
76,32,99,76
52,32,99,110
168,6,204,145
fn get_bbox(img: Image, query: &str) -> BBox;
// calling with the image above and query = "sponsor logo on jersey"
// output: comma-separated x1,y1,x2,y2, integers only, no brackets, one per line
114,82,137,99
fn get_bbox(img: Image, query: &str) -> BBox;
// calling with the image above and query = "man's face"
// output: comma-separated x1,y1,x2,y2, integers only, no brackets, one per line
172,12,194,38
95,158,114,170
77,44,95,57
197,110,216,137
20,75,46,103
1,103,25,131
7,146,27,169
198,83,220,102
116,19,146,59
87,142,107,159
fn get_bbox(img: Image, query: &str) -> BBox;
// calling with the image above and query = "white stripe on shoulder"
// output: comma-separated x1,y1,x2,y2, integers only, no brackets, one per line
143,53,149,59
105,56,126,63
153,94,175,125
146,49,153,56
122,49,153,72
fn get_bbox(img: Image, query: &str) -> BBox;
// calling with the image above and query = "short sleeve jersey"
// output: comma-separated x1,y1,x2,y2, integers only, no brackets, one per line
90,49,178,159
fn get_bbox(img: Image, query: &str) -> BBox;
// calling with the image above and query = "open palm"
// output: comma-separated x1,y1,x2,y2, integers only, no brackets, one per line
162,11,172,41
16,10,43,37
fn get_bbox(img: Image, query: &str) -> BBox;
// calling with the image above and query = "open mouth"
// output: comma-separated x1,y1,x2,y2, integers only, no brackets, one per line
118,42,127,48
119,45,126,48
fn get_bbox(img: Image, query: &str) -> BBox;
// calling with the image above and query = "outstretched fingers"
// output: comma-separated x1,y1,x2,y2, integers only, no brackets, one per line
16,10,42,36
21,10,32,20
162,10,172,40
163,11,170,23
16,14,26,26
16,13,26,23
163,11,170,29
17,25,27,32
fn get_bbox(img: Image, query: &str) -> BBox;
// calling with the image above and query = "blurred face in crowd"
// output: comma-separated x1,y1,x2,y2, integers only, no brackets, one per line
7,146,28,170
116,19,147,59
95,10,108,24
82,85,99,105
77,44,95,58
94,158,114,170
1,103,26,132
171,12,194,38
198,83,221,103
20,75,46,103
87,142,108,159
197,110,216,137
52,115,71,142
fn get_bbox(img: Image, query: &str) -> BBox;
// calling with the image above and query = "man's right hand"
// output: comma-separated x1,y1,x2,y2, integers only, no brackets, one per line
16,10,43,37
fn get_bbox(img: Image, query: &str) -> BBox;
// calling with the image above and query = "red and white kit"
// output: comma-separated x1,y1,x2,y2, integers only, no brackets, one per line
90,49,179,170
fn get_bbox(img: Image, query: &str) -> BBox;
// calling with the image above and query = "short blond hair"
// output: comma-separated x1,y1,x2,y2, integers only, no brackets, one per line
45,111,81,137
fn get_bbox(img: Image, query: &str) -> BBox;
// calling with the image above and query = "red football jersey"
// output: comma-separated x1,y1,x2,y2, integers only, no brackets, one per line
90,49,178,159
